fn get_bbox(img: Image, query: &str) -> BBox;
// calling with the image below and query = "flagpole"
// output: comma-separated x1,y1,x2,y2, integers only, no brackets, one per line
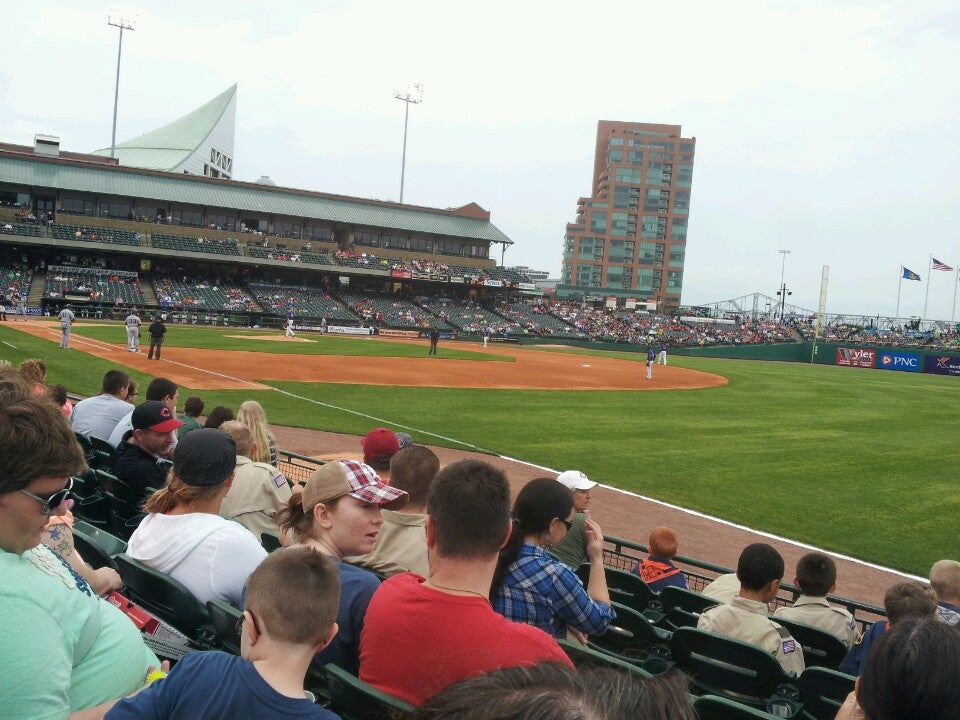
895,267,903,323
952,266,959,324
922,255,932,325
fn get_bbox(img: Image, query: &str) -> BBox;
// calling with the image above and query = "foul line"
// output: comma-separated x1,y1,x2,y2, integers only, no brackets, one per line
2,340,17,349
114,349,922,583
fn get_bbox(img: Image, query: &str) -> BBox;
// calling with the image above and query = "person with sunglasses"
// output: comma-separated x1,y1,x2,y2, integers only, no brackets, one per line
0,370,158,720
491,477,615,641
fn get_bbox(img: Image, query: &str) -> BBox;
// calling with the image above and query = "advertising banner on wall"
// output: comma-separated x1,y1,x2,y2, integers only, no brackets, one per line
877,351,921,372
923,354,960,377
836,347,876,368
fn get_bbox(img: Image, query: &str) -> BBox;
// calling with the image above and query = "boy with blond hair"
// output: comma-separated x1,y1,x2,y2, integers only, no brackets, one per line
104,547,341,719
774,552,860,648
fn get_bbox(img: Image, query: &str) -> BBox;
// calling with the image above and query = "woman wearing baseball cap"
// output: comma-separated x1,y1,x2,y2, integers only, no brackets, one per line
126,429,267,608
278,460,407,676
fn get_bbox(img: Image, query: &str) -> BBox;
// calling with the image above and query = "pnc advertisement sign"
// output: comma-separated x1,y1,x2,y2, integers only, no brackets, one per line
877,351,921,372
923,354,960,377
836,347,875,368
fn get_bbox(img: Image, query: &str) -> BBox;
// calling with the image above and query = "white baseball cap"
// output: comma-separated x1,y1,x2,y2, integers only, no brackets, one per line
556,470,597,491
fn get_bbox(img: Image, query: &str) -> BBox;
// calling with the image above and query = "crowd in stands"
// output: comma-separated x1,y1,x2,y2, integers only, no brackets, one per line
154,276,256,313
151,233,239,256
415,296,503,334
51,222,141,247
339,292,433,328
43,268,145,305
1,360,959,719
247,281,356,322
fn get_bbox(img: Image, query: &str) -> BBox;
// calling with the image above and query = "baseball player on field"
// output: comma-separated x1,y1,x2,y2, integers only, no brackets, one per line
646,346,655,380
125,309,142,352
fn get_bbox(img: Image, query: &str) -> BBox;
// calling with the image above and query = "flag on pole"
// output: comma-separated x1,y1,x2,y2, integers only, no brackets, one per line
902,267,921,281
932,258,954,271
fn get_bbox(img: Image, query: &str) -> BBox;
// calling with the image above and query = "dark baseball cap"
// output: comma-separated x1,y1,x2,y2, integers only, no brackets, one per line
174,429,237,487
132,401,185,433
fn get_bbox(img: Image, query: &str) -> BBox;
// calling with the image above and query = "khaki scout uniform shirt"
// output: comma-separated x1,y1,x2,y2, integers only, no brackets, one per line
346,510,429,578
702,573,741,604
220,455,291,540
698,595,806,676
774,595,860,649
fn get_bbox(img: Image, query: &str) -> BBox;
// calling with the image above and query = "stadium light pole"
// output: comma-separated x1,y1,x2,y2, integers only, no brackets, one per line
107,13,137,160
778,249,791,322
393,83,423,204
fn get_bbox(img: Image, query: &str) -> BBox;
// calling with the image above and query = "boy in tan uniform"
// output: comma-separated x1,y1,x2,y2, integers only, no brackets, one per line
219,421,292,538
698,543,805,676
775,552,860,648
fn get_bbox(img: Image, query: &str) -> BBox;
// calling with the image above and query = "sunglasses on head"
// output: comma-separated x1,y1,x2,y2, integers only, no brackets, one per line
20,476,73,516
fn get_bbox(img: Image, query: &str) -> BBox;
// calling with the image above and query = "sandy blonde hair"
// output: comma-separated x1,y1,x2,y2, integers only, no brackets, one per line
237,400,275,464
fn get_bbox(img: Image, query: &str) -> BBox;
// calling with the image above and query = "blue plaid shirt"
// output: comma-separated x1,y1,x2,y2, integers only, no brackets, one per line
493,543,616,638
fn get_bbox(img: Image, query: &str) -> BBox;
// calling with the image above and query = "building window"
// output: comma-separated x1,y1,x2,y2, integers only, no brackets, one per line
648,142,675,150
608,148,623,163
668,271,683,291
205,213,235,230
636,267,655,292
306,225,334,241
436,240,463,256
173,208,203,227
410,236,433,252
615,167,642,184
646,163,672,186
354,231,380,248
590,211,607,233
275,221,301,238
60,196,95,215
680,143,695,152
100,201,131,219
613,186,639,210
643,188,670,213
609,137,624,146
669,248,685,267
563,236,575,259
382,234,408,249
673,191,691,215
640,216,666,240
628,150,644,165
677,164,693,187
671,218,688,241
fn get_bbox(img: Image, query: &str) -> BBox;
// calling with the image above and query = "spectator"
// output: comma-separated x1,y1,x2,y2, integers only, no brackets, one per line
178,395,205,438
836,617,960,720
41,506,122,597
632,526,689,592
413,662,696,720
125,379,139,403
278,460,407,675
774,552,860,648
104,547,341,720
929,559,960,626
697,543,805,676
70,369,132,441
360,459,572,706
126,429,267,608
108,377,180,449
360,427,400,481
112,401,182,496
17,358,46,395
346,445,439,577
219,421,292,539
840,580,938,676
49,383,72,416
204,405,234,429
236,400,278,467
0,369,158,720
548,469,597,569
491,477,615,640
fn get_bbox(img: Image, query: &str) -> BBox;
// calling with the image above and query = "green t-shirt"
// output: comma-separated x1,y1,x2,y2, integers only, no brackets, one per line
0,545,158,719
547,512,589,569
177,414,203,439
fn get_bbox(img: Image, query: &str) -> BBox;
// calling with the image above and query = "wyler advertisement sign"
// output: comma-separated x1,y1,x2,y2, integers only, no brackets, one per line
924,354,960,377
877,351,921,373
836,347,876,368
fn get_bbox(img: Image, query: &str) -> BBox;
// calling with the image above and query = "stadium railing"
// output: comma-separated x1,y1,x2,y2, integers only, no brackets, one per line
277,449,326,485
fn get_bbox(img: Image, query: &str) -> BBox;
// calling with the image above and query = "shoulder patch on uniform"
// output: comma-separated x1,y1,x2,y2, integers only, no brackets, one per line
782,639,797,654
274,473,288,488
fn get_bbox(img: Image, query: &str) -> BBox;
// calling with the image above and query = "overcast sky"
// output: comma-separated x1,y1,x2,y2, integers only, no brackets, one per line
2,1,959,318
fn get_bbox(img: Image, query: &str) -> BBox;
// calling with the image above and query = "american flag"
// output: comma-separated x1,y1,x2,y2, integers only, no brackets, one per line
932,258,954,271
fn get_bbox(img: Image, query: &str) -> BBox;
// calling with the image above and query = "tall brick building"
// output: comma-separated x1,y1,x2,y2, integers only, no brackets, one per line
558,121,695,311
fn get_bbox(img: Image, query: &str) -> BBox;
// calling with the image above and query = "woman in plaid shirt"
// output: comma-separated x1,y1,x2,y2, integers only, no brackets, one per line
491,478,616,641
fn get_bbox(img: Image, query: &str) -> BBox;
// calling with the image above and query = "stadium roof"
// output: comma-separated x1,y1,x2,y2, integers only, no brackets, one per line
0,152,514,245
89,84,237,172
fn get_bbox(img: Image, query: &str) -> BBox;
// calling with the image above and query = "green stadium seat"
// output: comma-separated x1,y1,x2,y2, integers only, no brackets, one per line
796,667,856,720
88,436,116,471
669,627,792,706
558,638,652,677
72,520,126,571
770,617,847,670
576,564,661,619
323,663,415,720
206,599,242,655
589,602,673,673
114,554,217,649
659,585,721,630
694,695,780,719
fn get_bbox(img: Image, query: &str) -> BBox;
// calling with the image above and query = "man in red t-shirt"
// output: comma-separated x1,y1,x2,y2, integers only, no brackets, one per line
359,459,571,706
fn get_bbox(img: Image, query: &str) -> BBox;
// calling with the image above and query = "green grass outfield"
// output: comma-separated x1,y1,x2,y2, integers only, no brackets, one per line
2,322,956,576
